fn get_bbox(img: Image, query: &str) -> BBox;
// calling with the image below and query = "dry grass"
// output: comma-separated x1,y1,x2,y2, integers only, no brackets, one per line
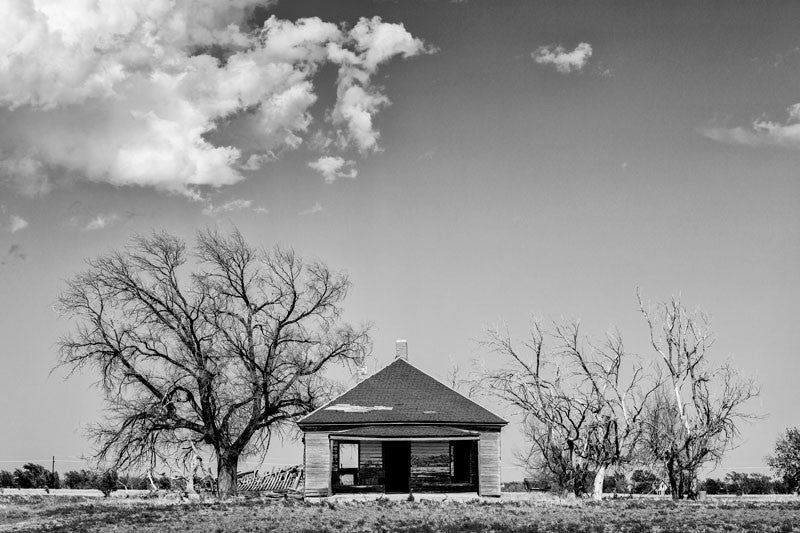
1,494,799,532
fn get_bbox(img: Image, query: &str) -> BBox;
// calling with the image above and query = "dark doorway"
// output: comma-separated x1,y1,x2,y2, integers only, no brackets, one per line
382,441,410,493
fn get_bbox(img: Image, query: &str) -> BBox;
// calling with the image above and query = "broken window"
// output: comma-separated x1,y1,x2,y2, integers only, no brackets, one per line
338,441,359,486
339,442,359,469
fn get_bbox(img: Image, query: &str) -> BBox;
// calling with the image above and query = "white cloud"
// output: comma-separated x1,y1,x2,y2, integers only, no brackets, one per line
702,108,800,149
532,42,593,74
240,153,275,171
0,205,28,233
9,215,28,233
0,5,433,197
84,213,120,231
328,17,434,154
308,156,357,183
299,201,323,215
202,198,268,216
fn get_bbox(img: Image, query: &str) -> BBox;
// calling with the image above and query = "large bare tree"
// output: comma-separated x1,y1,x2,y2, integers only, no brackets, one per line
57,229,370,496
638,292,758,499
478,320,657,499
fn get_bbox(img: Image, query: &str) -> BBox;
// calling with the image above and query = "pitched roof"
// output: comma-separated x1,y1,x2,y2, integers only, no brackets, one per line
297,358,507,427
330,425,479,439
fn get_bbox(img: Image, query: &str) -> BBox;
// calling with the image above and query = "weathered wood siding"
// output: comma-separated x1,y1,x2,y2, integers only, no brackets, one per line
304,432,331,497
359,441,384,486
410,442,450,491
478,431,501,496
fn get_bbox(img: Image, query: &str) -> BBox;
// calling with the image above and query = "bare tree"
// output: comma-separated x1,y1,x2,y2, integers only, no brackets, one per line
478,320,657,499
57,229,371,496
638,292,758,499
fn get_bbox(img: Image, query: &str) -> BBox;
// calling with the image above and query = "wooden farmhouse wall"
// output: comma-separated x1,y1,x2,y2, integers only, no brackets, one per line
478,430,501,497
304,431,331,497
359,441,384,486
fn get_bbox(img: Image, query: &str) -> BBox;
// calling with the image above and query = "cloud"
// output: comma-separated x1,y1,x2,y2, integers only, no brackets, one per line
84,213,121,231
8,214,28,233
532,42,593,73
308,156,358,183
702,108,800,149
0,155,50,196
0,5,433,197
239,153,276,171
1,205,28,232
299,201,323,215
202,198,267,216
202,199,252,216
1,244,27,265
328,17,435,154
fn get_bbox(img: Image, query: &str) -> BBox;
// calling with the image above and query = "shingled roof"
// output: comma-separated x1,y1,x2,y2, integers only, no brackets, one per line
297,358,507,427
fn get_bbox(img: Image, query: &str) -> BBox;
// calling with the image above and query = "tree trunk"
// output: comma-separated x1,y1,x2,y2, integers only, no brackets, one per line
685,468,697,500
592,465,607,500
217,452,239,497
666,457,680,500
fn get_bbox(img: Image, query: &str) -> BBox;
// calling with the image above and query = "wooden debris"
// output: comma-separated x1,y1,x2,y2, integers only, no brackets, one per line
237,465,304,494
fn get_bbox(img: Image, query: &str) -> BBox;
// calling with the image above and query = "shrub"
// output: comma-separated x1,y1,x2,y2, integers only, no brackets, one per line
0,470,15,487
12,463,57,489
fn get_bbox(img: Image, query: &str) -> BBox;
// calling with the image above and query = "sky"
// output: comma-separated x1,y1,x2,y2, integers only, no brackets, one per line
1,0,799,481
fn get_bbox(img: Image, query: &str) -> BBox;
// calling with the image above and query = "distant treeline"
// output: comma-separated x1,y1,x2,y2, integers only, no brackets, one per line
503,470,795,495
0,463,172,495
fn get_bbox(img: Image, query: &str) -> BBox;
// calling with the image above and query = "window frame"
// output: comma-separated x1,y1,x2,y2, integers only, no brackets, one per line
337,441,360,486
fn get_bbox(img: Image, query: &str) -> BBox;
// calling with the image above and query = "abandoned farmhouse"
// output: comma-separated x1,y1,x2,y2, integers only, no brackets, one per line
297,341,507,497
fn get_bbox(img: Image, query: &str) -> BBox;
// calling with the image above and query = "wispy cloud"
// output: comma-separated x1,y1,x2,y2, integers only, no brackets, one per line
239,153,276,172
9,215,28,233
532,42,593,74
308,156,358,183
702,104,800,149
202,198,267,216
84,213,121,231
299,202,323,216
1,205,28,233
0,5,433,198
1,244,27,265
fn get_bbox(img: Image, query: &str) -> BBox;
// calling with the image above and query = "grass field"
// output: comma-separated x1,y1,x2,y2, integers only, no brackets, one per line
2,493,800,532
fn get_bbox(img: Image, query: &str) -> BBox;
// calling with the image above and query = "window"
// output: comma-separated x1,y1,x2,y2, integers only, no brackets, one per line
339,442,359,469
338,442,359,486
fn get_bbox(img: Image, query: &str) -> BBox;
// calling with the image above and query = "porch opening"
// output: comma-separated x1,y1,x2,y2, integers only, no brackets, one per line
329,435,479,494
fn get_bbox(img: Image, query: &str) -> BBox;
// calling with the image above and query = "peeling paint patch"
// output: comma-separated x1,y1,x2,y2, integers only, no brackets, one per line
325,404,393,413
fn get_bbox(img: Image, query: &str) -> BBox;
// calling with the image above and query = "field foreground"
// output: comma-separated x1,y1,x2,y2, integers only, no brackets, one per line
2,494,800,532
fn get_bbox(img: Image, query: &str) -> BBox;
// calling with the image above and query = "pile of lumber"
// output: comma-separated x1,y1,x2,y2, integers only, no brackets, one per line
237,465,304,494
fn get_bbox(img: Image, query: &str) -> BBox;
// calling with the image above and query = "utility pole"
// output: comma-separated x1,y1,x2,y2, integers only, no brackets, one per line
51,456,55,485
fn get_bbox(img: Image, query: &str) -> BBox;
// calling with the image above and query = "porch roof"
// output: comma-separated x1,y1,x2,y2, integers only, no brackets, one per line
329,425,480,440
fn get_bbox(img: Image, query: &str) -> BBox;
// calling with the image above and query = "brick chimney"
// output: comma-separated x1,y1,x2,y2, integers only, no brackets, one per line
395,339,408,360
